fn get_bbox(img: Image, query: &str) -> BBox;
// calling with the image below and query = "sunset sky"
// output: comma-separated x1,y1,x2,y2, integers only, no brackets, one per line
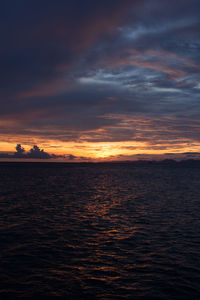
1,0,200,160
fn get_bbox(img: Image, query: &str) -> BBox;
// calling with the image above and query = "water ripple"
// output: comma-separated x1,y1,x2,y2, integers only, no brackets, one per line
0,163,200,299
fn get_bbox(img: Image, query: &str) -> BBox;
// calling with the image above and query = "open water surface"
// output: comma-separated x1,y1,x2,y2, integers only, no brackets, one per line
0,162,200,299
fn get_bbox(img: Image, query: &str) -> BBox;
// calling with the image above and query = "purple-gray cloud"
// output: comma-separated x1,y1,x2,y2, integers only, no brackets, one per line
0,0,200,148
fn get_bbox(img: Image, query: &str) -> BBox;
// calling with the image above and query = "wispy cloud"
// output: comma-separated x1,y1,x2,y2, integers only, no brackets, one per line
0,0,200,158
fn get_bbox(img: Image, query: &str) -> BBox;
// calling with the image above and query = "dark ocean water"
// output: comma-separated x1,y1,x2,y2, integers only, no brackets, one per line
0,162,200,299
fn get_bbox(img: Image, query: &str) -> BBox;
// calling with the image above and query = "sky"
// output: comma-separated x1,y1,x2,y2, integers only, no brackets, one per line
1,0,200,161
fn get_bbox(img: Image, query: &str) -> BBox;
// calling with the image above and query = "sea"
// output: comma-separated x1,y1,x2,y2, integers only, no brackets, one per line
0,162,199,299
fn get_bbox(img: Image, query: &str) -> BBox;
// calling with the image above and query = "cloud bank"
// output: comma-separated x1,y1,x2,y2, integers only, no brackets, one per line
0,0,200,157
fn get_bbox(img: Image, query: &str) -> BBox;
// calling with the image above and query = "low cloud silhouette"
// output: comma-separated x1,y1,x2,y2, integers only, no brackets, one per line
0,144,91,161
14,144,52,159
15,144,25,156
0,144,64,159
26,145,51,159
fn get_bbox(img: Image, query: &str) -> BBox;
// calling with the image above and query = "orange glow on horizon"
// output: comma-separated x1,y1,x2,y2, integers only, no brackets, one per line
1,138,200,161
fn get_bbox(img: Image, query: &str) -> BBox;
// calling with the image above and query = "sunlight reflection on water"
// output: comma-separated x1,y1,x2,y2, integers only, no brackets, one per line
0,163,200,299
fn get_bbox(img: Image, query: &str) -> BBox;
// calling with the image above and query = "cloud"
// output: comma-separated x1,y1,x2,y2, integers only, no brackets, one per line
0,144,92,161
104,152,200,162
0,0,200,156
0,144,64,159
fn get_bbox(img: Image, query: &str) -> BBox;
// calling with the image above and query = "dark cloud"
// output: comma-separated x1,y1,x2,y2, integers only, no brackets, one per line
0,144,91,161
0,144,64,159
0,0,200,152
108,152,200,162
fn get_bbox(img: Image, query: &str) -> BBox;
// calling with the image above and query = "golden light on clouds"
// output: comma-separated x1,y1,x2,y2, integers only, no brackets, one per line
1,115,200,161
1,137,200,161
